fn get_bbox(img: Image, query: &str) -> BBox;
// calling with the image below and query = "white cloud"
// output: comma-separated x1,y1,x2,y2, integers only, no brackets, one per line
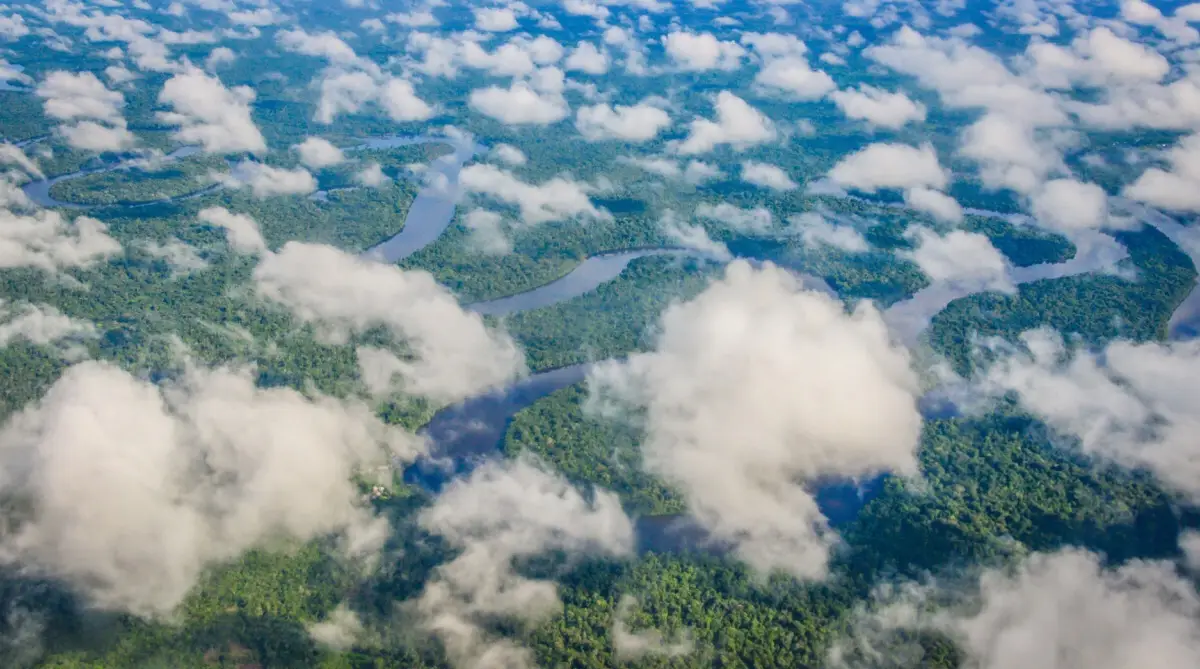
675,91,776,154
1125,133,1200,212
620,157,723,184
741,161,798,190
462,208,512,255
835,548,1200,669
157,68,266,154
0,302,95,349
981,331,1200,502
198,206,266,254
830,85,926,128
57,120,136,152
0,360,419,616
277,28,359,66
662,31,746,71
415,456,634,668
204,46,236,71
386,8,439,27
0,144,43,180
827,142,949,193
901,227,1013,292
218,162,316,197
315,70,434,124
254,243,525,403
139,238,207,277
469,80,567,125
36,71,123,123
958,112,1064,194
294,137,345,169
0,210,121,273
741,32,809,59
354,163,389,187
754,56,836,99
0,13,29,39
787,212,869,252
865,26,1066,128
904,187,963,223
575,103,671,141
490,143,527,166
104,64,137,85
460,164,606,224
474,7,519,32
660,213,731,260
695,202,773,234
374,78,433,123
564,41,609,74
1031,179,1109,231
36,70,134,151
1025,27,1170,88
612,596,694,662
563,0,610,19
587,261,922,579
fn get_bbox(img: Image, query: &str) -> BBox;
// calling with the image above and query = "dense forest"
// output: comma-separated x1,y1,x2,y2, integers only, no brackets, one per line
1,5,1199,668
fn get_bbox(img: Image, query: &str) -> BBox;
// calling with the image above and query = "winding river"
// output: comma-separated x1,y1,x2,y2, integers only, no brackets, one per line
19,132,1200,550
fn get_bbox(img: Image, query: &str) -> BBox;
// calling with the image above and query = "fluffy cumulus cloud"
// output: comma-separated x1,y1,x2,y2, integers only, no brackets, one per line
414,456,634,668
621,157,722,185
459,164,607,225
565,41,609,75
157,68,266,154
980,331,1200,501
315,70,434,125
833,548,1200,669
830,85,926,128
1025,27,1170,89
1031,179,1109,230
294,137,345,169
787,212,870,252
474,6,519,32
36,71,123,123
660,212,731,260
741,161,798,191
901,228,1013,292
0,210,121,273
0,361,421,616
277,28,359,66
675,91,777,154
575,103,671,141
743,32,835,100
587,261,922,579
56,121,137,153
490,143,527,166
864,27,1071,196
695,202,773,234
662,31,746,71
826,142,949,193
406,33,564,80
198,206,266,254
469,71,568,125
904,187,964,223
0,302,95,350
36,71,135,151
218,162,317,197
958,113,1065,194
1124,133,1200,212
612,596,694,662
754,55,837,99
462,208,513,255
254,243,525,403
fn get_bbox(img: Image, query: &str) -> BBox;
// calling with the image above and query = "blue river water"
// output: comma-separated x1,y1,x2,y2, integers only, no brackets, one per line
19,133,1200,550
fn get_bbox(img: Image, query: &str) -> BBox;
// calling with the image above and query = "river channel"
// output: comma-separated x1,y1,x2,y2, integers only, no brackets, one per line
20,133,1200,551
